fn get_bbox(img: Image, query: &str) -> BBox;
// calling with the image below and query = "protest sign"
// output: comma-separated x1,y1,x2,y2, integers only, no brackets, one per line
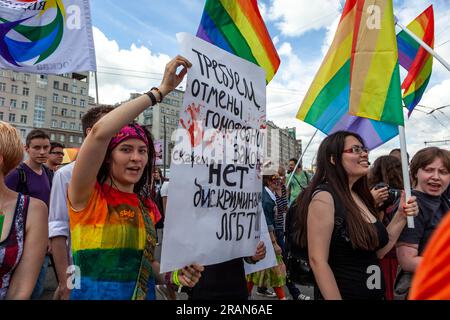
244,209,277,275
160,32,266,272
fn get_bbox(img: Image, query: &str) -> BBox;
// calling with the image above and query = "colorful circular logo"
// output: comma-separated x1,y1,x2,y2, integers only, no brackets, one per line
0,0,65,67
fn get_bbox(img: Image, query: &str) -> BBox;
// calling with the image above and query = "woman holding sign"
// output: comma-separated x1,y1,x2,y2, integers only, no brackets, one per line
0,121,48,300
67,56,204,300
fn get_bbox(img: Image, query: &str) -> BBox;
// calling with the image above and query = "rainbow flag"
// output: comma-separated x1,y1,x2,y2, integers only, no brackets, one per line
349,0,404,126
397,5,434,116
196,0,280,83
296,0,398,150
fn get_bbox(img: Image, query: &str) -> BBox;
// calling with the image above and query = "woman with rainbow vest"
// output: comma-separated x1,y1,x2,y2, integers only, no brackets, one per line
67,55,203,300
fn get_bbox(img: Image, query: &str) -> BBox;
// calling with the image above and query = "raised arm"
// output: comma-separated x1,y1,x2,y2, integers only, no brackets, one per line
6,198,48,300
68,56,191,210
307,191,342,300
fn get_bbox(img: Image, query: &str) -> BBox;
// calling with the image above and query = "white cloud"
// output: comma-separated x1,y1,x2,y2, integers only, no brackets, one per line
264,0,450,169
267,0,341,37
90,27,171,105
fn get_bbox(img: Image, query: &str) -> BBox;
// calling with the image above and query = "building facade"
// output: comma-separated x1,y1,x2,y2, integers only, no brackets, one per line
266,120,302,169
0,69,89,147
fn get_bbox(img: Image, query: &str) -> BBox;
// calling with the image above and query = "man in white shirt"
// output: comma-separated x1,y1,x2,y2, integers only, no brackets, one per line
49,106,113,300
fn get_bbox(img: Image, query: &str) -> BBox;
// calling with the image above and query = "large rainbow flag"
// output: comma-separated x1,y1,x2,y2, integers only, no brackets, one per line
397,6,434,116
349,0,403,126
296,0,399,149
196,0,280,83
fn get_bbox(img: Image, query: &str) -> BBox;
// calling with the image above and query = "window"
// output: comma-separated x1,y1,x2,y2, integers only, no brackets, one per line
50,133,56,140
70,110,76,118
11,85,18,94
61,121,67,129
61,108,67,116
79,112,84,119
20,129,26,138
9,113,15,122
72,85,77,94
22,87,29,96
53,94,58,103
80,99,85,108
70,122,75,130
71,97,77,105
10,99,17,108
37,75,48,89
63,83,68,91
63,96,68,104
53,81,59,89
52,120,57,128
78,124,82,132
0,82,5,91
0,112,3,120
33,95,46,127
52,106,58,115
21,101,28,110
69,135,74,143
60,135,65,142
78,136,83,143
80,87,87,96
24,74,30,82
0,97,4,106
20,115,27,124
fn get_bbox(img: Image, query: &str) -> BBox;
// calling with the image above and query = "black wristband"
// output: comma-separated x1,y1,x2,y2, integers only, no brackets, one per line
151,87,163,103
244,256,257,264
145,91,157,106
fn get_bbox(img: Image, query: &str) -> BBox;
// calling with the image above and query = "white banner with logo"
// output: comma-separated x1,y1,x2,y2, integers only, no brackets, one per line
160,33,266,272
0,0,96,73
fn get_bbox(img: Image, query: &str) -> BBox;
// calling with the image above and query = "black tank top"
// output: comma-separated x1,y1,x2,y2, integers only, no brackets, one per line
317,184,389,300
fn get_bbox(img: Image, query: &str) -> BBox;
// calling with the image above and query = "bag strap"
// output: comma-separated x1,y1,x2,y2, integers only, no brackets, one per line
132,198,157,300
16,164,28,194
42,165,54,188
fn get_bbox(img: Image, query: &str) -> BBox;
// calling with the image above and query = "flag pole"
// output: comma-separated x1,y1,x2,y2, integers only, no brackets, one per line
395,18,450,72
287,129,318,188
398,123,414,228
94,71,100,105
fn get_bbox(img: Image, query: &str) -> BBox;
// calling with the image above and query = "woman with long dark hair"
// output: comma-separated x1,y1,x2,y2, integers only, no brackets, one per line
67,56,203,300
293,131,418,300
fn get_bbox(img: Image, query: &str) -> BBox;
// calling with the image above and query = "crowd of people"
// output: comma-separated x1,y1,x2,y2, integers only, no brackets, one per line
0,55,449,300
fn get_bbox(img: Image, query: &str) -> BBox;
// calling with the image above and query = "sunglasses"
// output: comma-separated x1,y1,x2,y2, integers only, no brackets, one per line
343,145,369,155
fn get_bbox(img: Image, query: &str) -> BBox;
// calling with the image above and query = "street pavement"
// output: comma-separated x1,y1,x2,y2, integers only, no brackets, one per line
41,250,314,300
41,230,314,300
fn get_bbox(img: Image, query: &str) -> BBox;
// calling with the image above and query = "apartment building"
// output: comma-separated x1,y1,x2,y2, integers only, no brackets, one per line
0,69,90,147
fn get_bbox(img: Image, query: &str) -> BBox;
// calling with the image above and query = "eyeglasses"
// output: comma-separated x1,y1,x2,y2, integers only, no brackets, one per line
50,152,64,156
343,145,369,155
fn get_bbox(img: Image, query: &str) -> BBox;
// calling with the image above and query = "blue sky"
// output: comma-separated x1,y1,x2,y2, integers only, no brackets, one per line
88,0,450,166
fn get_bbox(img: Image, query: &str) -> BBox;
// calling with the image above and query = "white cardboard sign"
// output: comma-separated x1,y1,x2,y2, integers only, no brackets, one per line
160,33,266,272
